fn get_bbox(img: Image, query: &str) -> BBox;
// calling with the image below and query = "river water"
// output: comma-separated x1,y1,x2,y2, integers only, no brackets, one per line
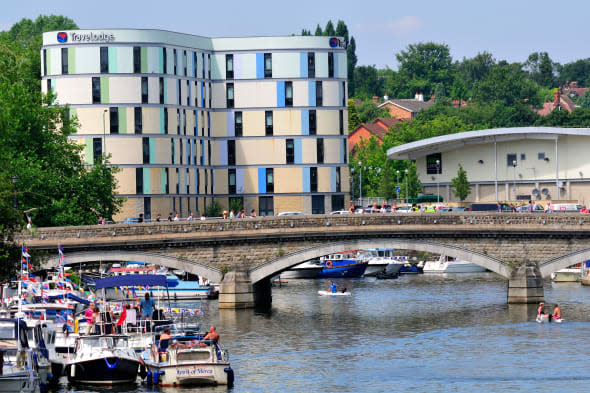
52,274,590,393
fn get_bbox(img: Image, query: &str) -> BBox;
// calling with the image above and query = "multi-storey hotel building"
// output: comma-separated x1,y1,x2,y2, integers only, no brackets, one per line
41,29,349,219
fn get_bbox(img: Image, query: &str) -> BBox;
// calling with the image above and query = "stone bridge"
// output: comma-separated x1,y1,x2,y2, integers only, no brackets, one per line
16,213,590,308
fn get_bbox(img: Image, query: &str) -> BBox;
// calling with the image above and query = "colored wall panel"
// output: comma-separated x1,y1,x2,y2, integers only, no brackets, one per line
147,47,159,73
274,110,302,136
84,138,93,166
330,167,337,192
109,77,140,104
141,47,148,73
108,47,118,73
256,53,264,79
239,53,257,79
294,138,302,164
55,77,92,105
258,168,266,193
275,168,302,193
211,54,224,80
158,47,164,74
117,47,133,73
272,53,300,78
299,52,308,78
308,81,316,107
336,52,347,78
218,140,228,166
236,168,244,194
292,81,308,107
235,81,276,108
317,110,339,135
118,107,127,134
67,48,76,74
316,52,328,78
100,77,109,104
276,81,285,107
226,112,235,137
322,81,340,107
160,108,165,134
302,167,310,192
300,110,309,135
149,139,156,164
210,112,226,137
242,111,265,136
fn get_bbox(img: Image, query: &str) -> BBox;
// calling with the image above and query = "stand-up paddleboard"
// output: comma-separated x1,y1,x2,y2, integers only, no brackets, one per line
318,290,351,296
536,316,563,323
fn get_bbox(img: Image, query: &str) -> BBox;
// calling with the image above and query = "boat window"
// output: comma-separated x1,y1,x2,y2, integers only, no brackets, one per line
0,322,15,339
177,351,211,362
113,338,128,348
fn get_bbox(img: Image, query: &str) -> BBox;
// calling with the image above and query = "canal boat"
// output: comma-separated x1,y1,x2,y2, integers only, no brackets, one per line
141,327,234,387
0,318,40,392
64,335,140,385
318,251,368,278
422,256,486,273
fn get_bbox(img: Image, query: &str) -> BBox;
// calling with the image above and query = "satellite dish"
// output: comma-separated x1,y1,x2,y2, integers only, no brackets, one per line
541,188,549,195
532,189,539,197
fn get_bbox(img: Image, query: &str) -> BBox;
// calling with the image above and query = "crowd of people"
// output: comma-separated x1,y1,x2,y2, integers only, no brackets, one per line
82,293,156,335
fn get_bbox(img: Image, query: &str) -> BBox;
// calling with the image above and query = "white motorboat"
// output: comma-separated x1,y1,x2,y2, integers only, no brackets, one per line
360,249,403,277
64,335,140,385
422,256,486,273
551,264,581,282
0,318,39,392
280,260,323,279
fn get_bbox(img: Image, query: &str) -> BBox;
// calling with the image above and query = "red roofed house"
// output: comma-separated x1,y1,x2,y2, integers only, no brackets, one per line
537,89,577,116
377,93,433,120
348,118,403,155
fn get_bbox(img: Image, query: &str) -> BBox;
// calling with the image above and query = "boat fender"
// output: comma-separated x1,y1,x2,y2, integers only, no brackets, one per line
146,371,153,385
153,370,163,384
104,357,119,369
326,260,333,268
70,365,75,378
224,367,235,387
139,364,147,379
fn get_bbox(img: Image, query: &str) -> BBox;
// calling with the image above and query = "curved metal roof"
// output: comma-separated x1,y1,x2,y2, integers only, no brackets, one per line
387,127,590,160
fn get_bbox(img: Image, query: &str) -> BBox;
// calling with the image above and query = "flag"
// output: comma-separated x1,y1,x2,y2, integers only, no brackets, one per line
21,246,31,258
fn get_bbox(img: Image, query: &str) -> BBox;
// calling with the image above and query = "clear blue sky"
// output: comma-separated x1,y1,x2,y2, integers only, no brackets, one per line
2,0,588,69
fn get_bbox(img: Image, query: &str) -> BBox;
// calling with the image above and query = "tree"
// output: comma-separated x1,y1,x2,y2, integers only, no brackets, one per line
314,24,323,36
356,100,390,124
399,162,422,200
451,164,471,201
352,65,382,99
396,42,454,97
324,21,336,36
524,52,557,88
578,90,590,109
347,36,357,96
347,99,362,132
558,58,590,87
205,200,223,217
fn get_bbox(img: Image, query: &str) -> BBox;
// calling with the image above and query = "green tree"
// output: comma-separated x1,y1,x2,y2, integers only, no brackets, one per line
357,100,390,123
524,52,557,88
558,58,590,86
473,61,541,107
396,42,454,97
347,99,362,132
352,65,382,98
450,164,471,201
578,90,590,109
399,163,422,200
314,24,323,36
324,21,336,36
204,200,223,217
347,36,357,96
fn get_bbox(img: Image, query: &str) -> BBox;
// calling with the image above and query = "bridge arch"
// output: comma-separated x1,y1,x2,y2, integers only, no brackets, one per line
249,238,512,284
41,250,223,283
539,249,590,277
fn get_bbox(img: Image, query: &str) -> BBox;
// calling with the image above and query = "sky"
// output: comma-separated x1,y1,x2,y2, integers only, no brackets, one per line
2,0,589,69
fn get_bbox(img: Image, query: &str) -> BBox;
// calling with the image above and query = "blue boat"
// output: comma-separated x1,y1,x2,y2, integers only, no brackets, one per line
318,251,368,278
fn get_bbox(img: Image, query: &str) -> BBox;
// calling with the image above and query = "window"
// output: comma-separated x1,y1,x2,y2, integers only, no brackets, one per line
226,83,234,108
259,196,274,216
316,138,324,164
312,195,325,214
141,77,148,104
309,110,317,135
208,140,211,164
228,140,236,166
134,107,142,134
93,137,102,163
339,110,344,135
173,49,177,74
201,53,205,78
92,77,100,104
266,168,274,193
228,169,236,194
538,152,546,160
520,153,526,161
43,49,47,76
186,80,190,106
133,47,141,73
328,52,334,78
171,138,175,164
235,111,243,137
46,79,51,94
109,107,118,134
208,82,212,108
144,197,151,220
264,53,272,78
177,109,180,134
159,77,164,104
265,111,273,136
183,50,187,76
226,54,234,79
336,167,341,192
165,168,169,194
163,47,167,74
164,108,168,135
136,168,143,194
183,110,186,135
207,54,211,79
286,139,295,164
176,168,180,194
426,153,442,174
332,195,344,211
310,167,318,192
61,48,68,74
142,137,150,164
342,82,346,106
285,81,293,107
307,52,315,78
193,52,198,77
179,137,183,165
316,81,323,107
507,153,517,167
194,82,198,107
177,79,181,105
100,47,108,73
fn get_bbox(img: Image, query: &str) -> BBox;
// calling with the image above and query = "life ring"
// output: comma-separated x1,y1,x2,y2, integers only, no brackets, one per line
326,260,333,268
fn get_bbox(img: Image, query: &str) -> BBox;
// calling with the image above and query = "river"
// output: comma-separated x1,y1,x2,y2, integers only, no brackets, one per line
52,273,590,392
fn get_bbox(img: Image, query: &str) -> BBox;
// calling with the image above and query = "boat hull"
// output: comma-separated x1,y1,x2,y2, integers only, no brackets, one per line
551,268,581,282
280,267,322,279
0,373,39,392
399,264,423,274
317,262,367,278
423,261,486,273
65,357,140,385
146,363,231,386
363,263,389,277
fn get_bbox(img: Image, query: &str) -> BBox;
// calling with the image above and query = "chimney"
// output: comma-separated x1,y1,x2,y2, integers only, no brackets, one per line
414,92,424,102
372,96,379,104
553,90,560,107
383,95,389,101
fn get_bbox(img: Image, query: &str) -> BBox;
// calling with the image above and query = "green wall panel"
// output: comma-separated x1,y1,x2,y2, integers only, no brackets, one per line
100,77,109,104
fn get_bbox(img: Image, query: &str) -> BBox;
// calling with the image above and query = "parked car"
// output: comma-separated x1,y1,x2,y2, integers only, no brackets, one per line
330,210,351,215
277,211,304,216
395,206,413,213
470,203,511,212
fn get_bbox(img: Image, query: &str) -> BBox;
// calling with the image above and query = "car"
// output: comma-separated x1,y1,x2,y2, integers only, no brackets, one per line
123,217,140,224
277,211,304,216
330,210,351,215
395,206,413,213
470,203,511,212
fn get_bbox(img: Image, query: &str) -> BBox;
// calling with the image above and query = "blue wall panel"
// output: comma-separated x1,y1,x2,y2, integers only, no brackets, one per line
330,167,337,192
143,168,150,195
308,81,316,107
300,110,309,135
219,140,228,166
258,168,266,193
294,138,302,164
300,52,308,78
226,112,235,137
237,168,244,194
302,167,310,193
276,81,285,108
256,53,264,79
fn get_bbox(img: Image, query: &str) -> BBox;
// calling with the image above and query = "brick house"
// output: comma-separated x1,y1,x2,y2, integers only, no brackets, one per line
378,93,433,120
348,118,402,155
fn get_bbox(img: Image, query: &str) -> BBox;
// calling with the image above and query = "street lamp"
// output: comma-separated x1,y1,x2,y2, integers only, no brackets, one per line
102,109,108,160
358,161,362,206
11,176,17,209
405,168,409,204
396,170,400,201
436,159,440,204
512,160,517,200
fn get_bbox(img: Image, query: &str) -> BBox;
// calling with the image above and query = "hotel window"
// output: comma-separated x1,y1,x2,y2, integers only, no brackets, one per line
312,195,325,214
194,81,198,107
310,167,318,192
285,81,293,107
183,110,187,135
179,138,183,165
309,110,317,135
339,110,344,135
235,111,243,137
134,107,142,134
183,50,187,76
316,81,323,107
317,138,324,164
173,49,177,74
343,140,347,163
208,82,212,108
61,48,68,74
342,82,346,106
133,47,141,73
46,79,51,94
109,107,118,134
163,47,167,74
228,140,236,166
207,54,211,79
165,168,169,194
100,47,108,73
207,112,211,136
226,83,234,108
93,138,102,163
177,79,181,105
186,80,190,106
144,197,151,220
286,139,294,164
171,138,175,164
176,168,180,194
159,77,164,104
201,53,205,78
332,195,344,211
142,137,150,164
259,196,274,217
226,54,234,79
176,109,180,134
92,77,100,104
265,111,273,136
336,167,341,192
307,52,315,78
266,168,274,193
328,52,334,78
228,169,236,194
264,53,272,78
164,108,168,135
136,168,143,195
43,49,47,76
204,170,208,194
141,77,148,104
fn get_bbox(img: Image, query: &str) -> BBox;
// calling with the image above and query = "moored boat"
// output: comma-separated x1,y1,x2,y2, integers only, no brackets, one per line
318,251,368,278
422,256,486,273
280,260,323,279
0,318,40,392
551,264,581,282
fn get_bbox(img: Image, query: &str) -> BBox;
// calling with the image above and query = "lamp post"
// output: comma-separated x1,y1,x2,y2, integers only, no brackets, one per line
396,170,400,201
405,168,409,204
11,176,17,209
436,159,440,204
512,160,517,201
102,109,108,160
358,161,362,207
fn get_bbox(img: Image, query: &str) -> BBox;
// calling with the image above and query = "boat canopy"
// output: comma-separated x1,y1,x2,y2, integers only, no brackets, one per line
94,274,168,289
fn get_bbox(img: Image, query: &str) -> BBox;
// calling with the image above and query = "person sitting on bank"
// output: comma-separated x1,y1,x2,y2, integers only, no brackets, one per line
552,304,562,320
329,281,338,293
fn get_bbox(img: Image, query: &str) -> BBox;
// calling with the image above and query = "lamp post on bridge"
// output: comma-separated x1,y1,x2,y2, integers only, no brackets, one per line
512,160,517,201
405,168,409,204
436,159,440,204
358,161,362,207
396,170,400,201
